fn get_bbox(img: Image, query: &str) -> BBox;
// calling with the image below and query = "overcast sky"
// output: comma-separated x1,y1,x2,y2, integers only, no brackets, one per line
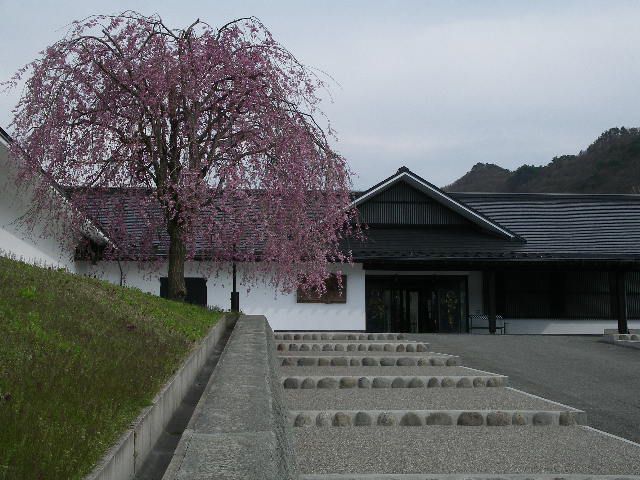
1,0,640,188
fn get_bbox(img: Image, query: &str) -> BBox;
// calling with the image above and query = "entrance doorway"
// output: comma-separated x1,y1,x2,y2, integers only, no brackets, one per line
365,275,467,333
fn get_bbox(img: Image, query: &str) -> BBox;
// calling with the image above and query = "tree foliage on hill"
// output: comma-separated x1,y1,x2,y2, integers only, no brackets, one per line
445,127,640,194
5,12,357,300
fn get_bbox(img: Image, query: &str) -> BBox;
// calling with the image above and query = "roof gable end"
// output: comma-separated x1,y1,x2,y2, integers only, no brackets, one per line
352,167,521,240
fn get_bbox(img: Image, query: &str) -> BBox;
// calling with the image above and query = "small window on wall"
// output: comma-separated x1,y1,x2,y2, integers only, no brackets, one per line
160,277,207,306
297,274,347,304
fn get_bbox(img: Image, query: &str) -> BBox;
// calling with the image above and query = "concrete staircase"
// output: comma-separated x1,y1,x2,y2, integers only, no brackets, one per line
276,331,640,478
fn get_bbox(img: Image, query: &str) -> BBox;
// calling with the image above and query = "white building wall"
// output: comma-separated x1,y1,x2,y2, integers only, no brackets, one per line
0,137,76,271
76,260,366,331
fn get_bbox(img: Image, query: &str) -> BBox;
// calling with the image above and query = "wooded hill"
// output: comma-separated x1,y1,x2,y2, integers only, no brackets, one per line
445,127,640,193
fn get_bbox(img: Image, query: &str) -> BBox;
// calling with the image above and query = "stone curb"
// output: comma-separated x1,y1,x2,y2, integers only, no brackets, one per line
282,375,507,389
300,475,640,479
280,355,461,367
162,315,297,480
276,342,430,352
84,314,236,480
275,332,407,341
602,334,640,350
289,408,587,427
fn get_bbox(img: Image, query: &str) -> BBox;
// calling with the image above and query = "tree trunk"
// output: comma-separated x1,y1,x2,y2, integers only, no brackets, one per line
167,219,187,301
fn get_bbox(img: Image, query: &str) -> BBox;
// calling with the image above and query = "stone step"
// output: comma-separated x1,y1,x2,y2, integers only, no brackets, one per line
279,354,461,367
294,426,640,476
275,342,430,352
285,387,573,412
275,332,407,341
281,374,506,390
289,409,586,428
300,475,640,479
280,366,485,377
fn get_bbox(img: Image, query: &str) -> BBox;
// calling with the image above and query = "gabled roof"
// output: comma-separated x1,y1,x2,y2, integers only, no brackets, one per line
351,167,521,240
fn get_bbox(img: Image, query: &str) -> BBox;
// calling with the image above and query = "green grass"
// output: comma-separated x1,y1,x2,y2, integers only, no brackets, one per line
0,256,221,479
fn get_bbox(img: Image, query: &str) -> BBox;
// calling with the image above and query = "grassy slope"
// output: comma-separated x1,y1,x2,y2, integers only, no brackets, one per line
0,256,221,479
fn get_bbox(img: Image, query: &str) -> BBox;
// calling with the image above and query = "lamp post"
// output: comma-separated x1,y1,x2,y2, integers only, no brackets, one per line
230,261,239,312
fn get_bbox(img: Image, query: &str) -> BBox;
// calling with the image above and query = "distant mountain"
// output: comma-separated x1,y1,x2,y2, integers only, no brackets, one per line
445,127,640,194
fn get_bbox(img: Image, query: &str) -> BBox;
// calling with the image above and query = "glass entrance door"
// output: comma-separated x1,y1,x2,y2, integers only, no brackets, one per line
365,276,467,333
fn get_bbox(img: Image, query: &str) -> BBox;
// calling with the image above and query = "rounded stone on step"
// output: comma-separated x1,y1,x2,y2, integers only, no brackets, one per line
408,378,425,388
631,334,640,340
318,358,330,366
331,357,348,366
397,357,417,366
301,378,316,389
277,343,285,351
377,412,397,426
457,377,473,388
358,344,367,351
430,357,445,366
417,358,430,366
398,334,406,340
362,357,379,366
289,344,299,351
294,334,302,340
317,377,339,389
334,344,345,351
401,412,423,426
303,334,312,340
350,358,361,366
294,413,313,427
487,377,503,387
333,412,352,427
380,358,396,366
312,334,321,340
473,377,487,387
372,377,392,388
396,344,406,352
347,344,357,351
367,334,375,340
348,334,357,340
340,377,357,389
283,334,292,340
359,334,367,340
311,344,321,351
358,377,371,388
416,344,428,352
427,378,440,388
300,344,310,351
487,411,512,426
426,412,452,425
405,344,416,352
532,412,554,426
316,412,332,427
559,412,578,426
322,344,332,351
383,344,394,352
457,412,484,426
441,377,456,388
370,344,384,351
283,378,299,389
512,413,527,425
281,358,295,367
354,411,372,426
298,357,316,366
321,333,331,340
391,377,406,388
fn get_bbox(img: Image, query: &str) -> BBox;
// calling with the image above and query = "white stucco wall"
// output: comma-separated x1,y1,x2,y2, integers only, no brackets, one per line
76,260,366,331
0,137,76,271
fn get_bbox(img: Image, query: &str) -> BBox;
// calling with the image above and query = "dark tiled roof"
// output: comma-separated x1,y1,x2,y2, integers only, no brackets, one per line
348,192,640,263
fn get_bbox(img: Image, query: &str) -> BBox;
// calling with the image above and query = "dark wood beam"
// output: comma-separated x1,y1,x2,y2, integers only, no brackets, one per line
610,271,629,334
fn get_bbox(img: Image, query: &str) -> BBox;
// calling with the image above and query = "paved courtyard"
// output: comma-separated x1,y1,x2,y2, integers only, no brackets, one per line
409,333,640,444
278,331,640,476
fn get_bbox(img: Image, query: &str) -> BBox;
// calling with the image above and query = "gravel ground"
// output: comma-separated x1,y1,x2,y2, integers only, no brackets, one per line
407,334,640,443
294,426,640,475
285,388,565,411
280,366,485,377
